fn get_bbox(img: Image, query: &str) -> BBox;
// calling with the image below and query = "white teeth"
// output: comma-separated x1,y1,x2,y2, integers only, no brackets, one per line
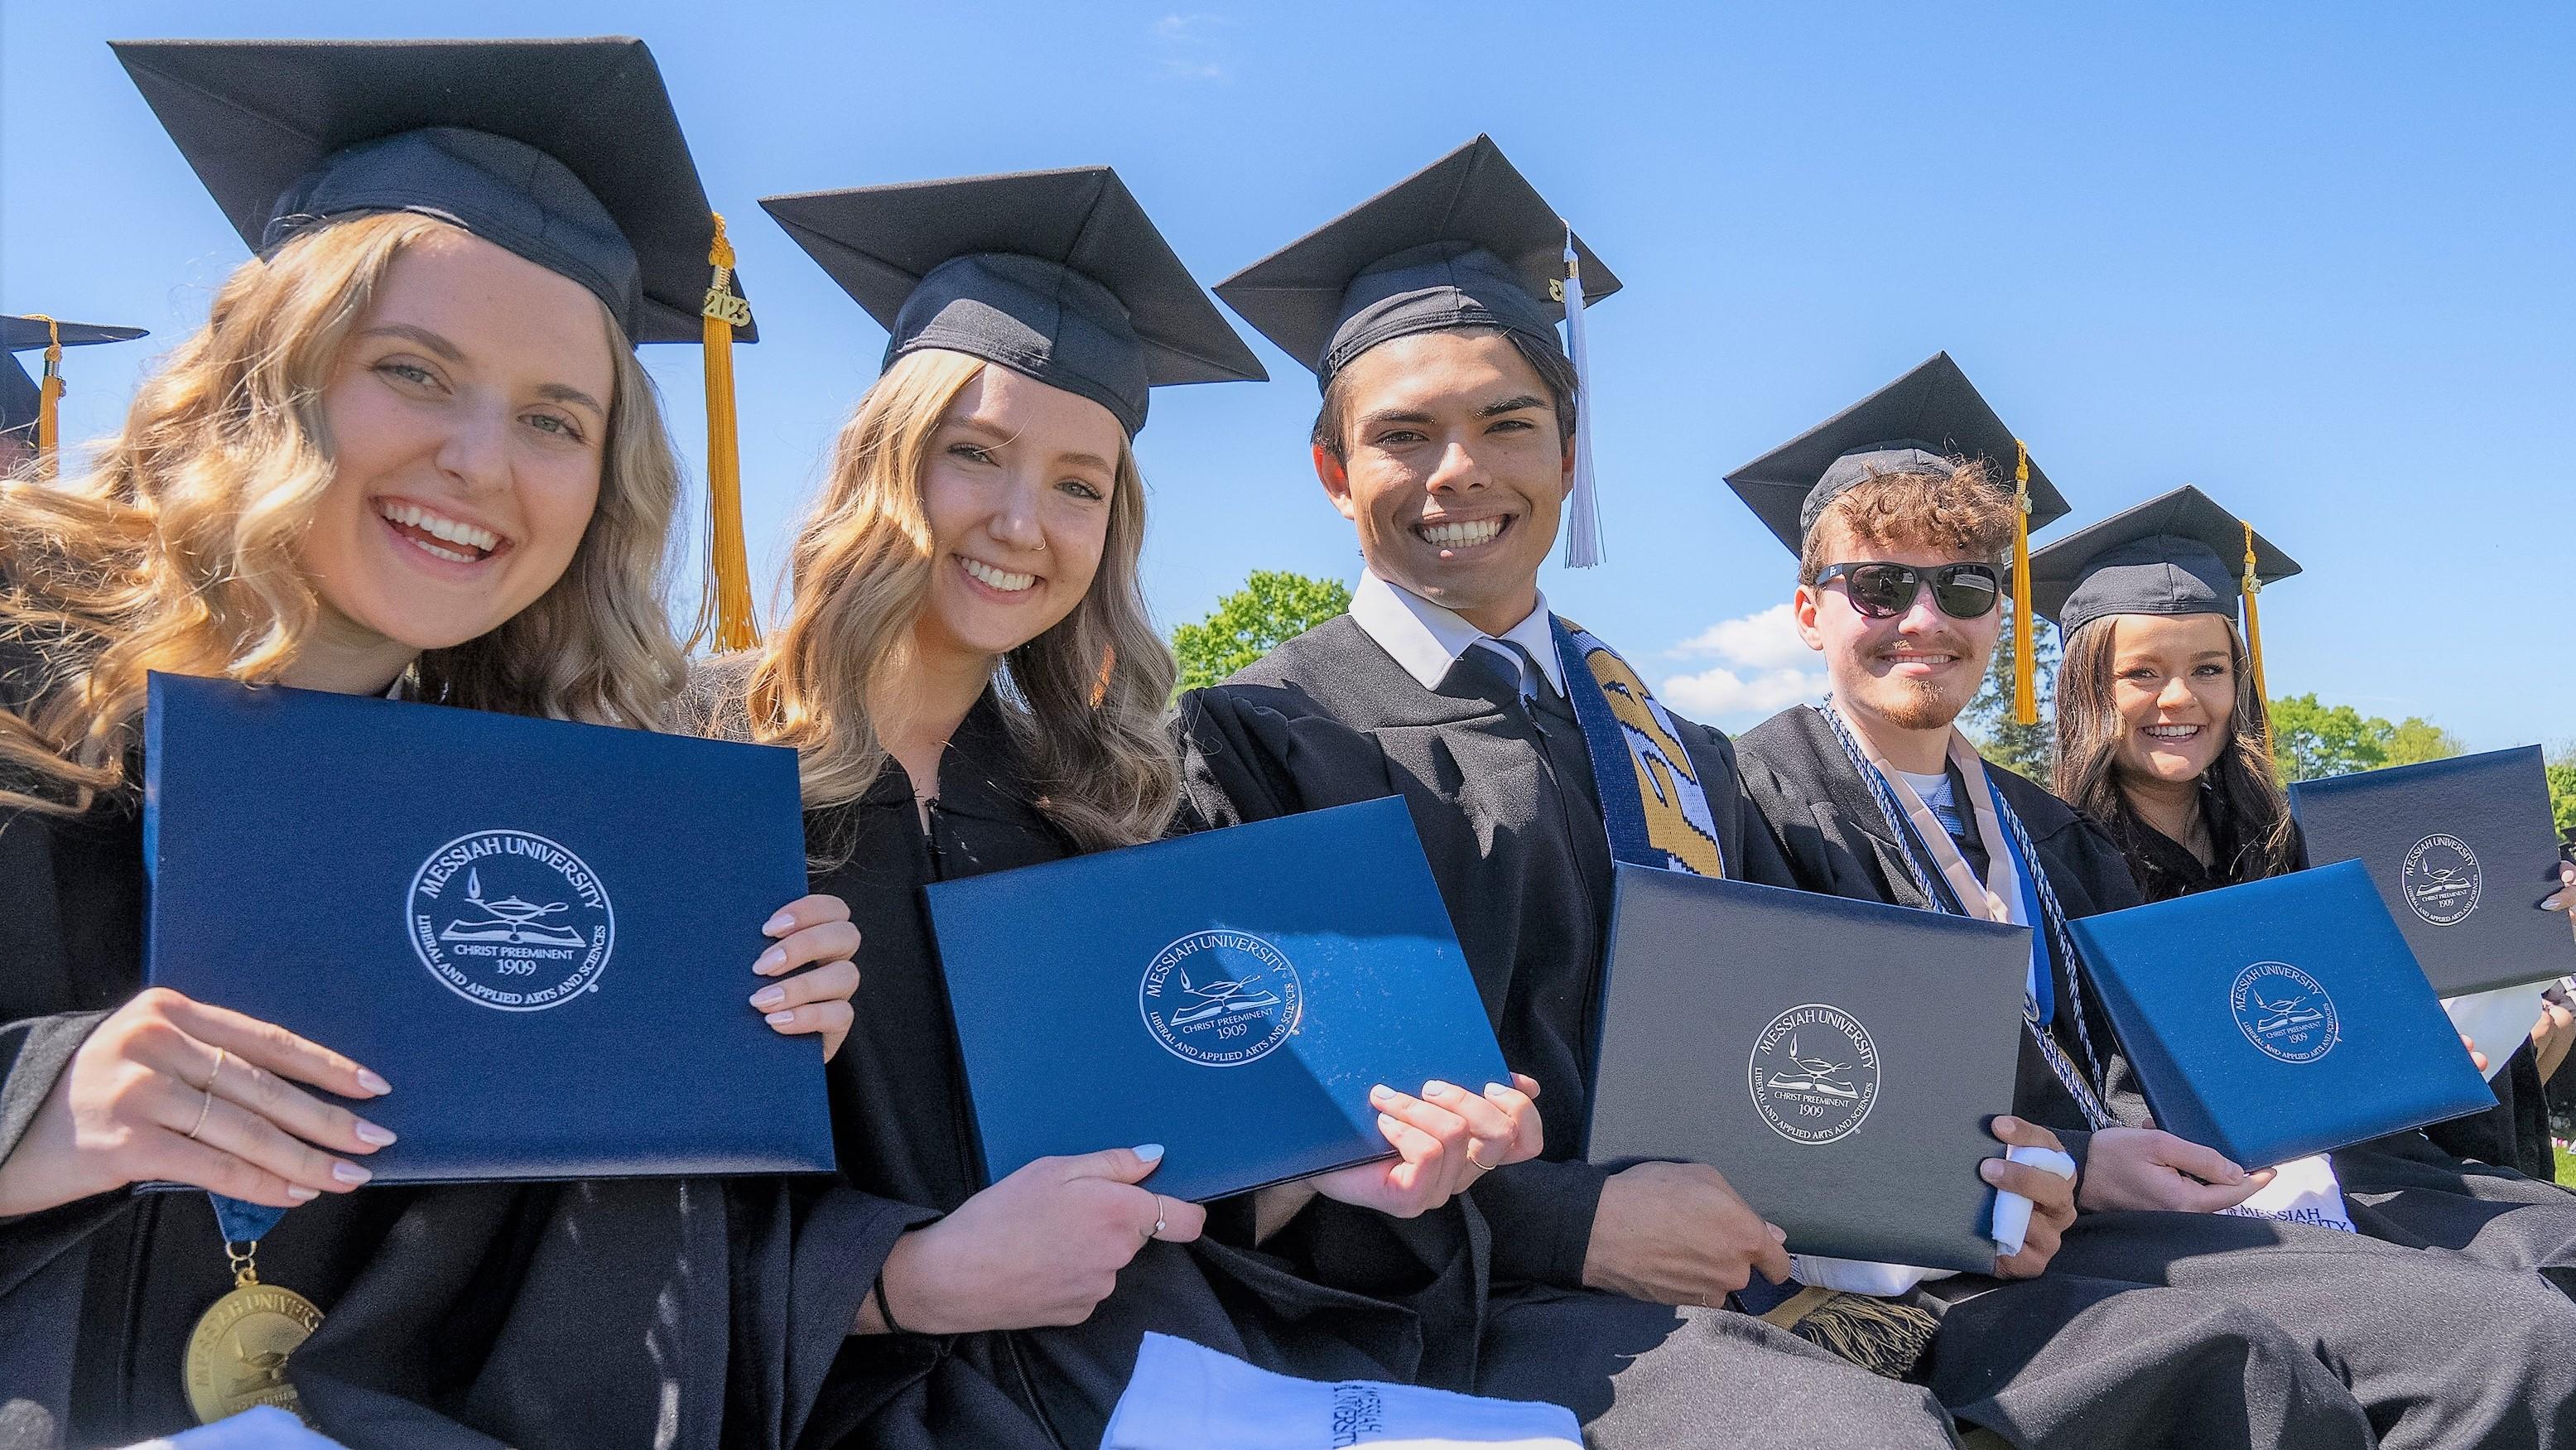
377,501,498,554
415,540,476,564
961,557,1036,593
1419,518,1504,548
2147,725,2202,739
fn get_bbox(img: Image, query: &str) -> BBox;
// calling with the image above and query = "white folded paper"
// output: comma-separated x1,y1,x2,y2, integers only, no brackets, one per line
2222,1152,2357,1234
1791,1143,2078,1296
125,1407,349,1449
2444,981,2554,1083
1102,1332,1582,1450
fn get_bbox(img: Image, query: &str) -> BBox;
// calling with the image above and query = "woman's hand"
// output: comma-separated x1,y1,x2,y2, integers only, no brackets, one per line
866,1144,1204,1334
1986,1117,2077,1279
748,894,859,1061
2077,1125,2273,1214
2533,1000,2575,1085
1301,1075,1544,1221
0,988,395,1216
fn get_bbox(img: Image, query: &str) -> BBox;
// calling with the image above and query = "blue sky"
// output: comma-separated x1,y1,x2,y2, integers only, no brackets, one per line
7,2,2569,746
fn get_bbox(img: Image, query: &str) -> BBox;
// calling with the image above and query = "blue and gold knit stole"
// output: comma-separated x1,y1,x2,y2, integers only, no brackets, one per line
1548,618,1725,878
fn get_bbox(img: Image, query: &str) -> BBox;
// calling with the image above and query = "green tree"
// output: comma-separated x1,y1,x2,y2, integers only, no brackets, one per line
2547,745,2576,840
2266,693,2390,783
1169,570,1353,695
2383,716,2466,768
1963,610,2059,782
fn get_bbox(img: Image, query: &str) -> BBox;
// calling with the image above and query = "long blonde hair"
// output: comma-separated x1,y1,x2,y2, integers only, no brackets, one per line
0,211,688,816
744,348,1179,860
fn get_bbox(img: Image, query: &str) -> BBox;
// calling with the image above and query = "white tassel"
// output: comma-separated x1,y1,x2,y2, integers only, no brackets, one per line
1558,225,1604,568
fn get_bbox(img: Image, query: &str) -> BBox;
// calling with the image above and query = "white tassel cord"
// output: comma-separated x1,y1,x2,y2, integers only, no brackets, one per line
1558,227,1604,569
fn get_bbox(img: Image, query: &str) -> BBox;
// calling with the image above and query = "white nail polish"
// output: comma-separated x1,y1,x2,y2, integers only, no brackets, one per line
766,1010,796,1025
1135,1144,1166,1162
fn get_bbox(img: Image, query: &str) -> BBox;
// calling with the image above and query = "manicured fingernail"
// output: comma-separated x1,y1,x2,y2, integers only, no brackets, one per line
1979,1161,2003,1183
1994,1116,2019,1133
354,1121,397,1146
750,985,787,1010
1423,1081,1452,1098
355,1068,392,1096
764,911,797,934
765,1011,797,1026
755,947,788,975
2545,890,2570,912
287,1185,320,1201
1135,1144,1165,1162
1369,1085,1395,1103
1485,1082,1510,1096
331,1161,372,1185
1767,1224,1788,1242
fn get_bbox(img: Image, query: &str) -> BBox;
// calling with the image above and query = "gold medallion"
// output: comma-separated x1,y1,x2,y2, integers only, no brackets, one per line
183,1279,323,1426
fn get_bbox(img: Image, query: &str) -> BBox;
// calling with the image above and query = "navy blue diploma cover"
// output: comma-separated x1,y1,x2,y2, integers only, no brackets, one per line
2289,747,2576,997
2068,860,2495,1168
142,673,833,1182
922,796,1509,1204
1587,866,2030,1273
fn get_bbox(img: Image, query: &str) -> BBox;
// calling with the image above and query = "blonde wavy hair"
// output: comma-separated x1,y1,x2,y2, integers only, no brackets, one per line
744,348,1179,860
0,211,688,817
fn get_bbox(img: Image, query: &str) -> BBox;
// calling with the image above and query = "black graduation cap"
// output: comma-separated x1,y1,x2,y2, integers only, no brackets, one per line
1213,134,1616,383
1721,352,2069,556
759,167,1263,436
2029,484,2299,697
113,36,764,647
3,317,149,436
111,36,745,344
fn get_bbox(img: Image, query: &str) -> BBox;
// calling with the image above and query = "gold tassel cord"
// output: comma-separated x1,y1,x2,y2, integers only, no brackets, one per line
699,214,760,653
1760,1285,1941,1380
2010,439,2036,726
32,315,64,481
2241,519,2270,753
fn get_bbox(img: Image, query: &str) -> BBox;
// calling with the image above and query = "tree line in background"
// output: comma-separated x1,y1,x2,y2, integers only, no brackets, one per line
1169,571,2576,839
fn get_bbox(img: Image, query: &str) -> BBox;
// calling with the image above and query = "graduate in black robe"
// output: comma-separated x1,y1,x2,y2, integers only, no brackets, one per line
1,40,877,1447
2026,486,2576,1289
1182,151,2378,1449
707,166,1558,1450
1721,371,2576,1448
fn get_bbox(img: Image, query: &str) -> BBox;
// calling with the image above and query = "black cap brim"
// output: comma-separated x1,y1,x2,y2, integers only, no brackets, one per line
2030,484,2300,632
760,165,1262,424
1722,352,2068,555
112,36,744,344
1215,134,1616,378
3,317,150,352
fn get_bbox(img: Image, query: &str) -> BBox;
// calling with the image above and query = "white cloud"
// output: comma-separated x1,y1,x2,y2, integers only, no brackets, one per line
1148,13,1232,79
1668,601,1812,670
1657,602,1828,724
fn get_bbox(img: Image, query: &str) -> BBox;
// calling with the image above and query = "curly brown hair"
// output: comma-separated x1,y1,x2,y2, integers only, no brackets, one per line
1798,458,2016,585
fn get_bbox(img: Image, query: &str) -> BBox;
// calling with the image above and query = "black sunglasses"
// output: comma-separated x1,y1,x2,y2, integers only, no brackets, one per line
1816,561,2003,620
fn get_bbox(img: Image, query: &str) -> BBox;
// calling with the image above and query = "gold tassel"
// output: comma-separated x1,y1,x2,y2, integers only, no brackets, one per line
32,315,64,480
1760,1285,1942,1380
2010,438,2036,726
697,214,759,653
2241,519,2270,752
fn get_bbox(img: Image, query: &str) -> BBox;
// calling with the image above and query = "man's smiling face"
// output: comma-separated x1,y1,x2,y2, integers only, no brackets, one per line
1312,329,1572,636
1795,506,2005,735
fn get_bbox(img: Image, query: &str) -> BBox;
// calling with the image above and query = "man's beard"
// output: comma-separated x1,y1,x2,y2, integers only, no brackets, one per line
1873,673,1966,732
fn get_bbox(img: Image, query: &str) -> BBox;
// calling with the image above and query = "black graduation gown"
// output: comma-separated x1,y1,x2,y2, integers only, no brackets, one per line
0,651,876,1450
1176,618,1987,1450
787,692,1512,1450
2106,795,2576,1289
1737,704,2576,1450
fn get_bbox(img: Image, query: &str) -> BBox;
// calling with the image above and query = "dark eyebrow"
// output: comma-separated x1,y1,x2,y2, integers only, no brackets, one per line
362,324,462,362
1479,395,1549,418
1355,407,1436,430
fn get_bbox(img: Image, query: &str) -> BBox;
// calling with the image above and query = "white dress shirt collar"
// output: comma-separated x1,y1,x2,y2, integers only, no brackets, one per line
1348,569,1567,696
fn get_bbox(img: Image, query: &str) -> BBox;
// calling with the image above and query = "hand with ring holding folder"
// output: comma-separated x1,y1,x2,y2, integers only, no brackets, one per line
2077,1126,2276,1215
0,890,859,1217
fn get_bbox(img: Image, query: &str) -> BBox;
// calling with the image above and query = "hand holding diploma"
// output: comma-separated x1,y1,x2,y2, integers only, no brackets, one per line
2077,1126,2274,1215
747,892,862,1060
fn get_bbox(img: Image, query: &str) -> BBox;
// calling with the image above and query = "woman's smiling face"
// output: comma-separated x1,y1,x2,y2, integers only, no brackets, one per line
299,227,616,655
912,362,1124,666
2107,611,2240,787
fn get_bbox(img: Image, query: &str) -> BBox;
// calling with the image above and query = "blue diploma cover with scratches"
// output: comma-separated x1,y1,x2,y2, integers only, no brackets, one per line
2067,860,2495,1169
142,672,834,1183
922,796,1509,1203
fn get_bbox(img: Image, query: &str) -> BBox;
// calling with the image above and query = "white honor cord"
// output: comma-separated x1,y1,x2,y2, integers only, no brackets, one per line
1558,224,1603,570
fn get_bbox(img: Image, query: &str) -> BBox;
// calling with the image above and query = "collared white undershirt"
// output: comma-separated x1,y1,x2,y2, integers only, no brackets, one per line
1347,569,1567,698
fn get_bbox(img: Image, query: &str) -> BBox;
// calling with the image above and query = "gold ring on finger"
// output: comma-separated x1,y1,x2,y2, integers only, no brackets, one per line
1464,1141,1495,1173
200,1046,228,1095
186,1087,216,1142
